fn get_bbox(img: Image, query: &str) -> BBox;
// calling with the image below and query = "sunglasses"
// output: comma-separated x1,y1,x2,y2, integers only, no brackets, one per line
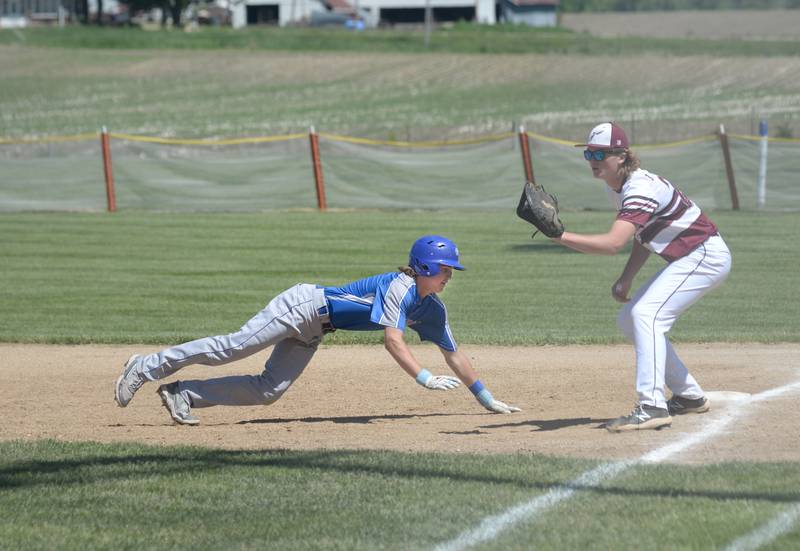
583,149,609,161
583,149,625,161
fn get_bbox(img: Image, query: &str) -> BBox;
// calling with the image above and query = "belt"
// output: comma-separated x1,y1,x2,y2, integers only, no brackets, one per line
317,304,336,334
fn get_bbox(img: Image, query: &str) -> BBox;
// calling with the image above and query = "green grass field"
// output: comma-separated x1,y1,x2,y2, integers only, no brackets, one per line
1,210,798,345
2,24,799,550
1,440,798,549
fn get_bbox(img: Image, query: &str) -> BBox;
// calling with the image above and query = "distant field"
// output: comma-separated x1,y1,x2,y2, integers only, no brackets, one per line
1,41,799,142
2,17,800,142
4,19,800,54
562,9,800,39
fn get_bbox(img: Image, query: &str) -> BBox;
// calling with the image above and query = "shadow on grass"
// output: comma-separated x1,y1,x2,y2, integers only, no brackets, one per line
1,441,798,505
508,242,575,253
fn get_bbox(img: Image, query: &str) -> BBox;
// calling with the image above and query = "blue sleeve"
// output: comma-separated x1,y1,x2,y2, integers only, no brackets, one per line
408,296,458,351
370,274,414,330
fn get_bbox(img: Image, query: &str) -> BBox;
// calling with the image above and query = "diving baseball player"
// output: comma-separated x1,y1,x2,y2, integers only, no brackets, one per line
115,235,520,425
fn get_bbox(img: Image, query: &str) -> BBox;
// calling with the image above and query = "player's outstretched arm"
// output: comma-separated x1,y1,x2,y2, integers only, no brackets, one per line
440,349,521,414
383,327,461,391
553,219,636,256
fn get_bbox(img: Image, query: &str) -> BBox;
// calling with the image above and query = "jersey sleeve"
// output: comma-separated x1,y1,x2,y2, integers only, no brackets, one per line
370,274,414,330
616,173,660,228
408,296,458,352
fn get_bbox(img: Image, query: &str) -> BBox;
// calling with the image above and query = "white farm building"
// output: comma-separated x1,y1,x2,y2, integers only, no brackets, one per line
232,0,558,28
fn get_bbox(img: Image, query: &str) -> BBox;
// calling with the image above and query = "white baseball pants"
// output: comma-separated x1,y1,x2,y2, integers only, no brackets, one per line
617,235,732,409
138,284,330,408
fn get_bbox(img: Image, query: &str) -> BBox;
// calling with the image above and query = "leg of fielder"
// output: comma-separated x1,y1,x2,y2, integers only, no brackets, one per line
620,239,731,410
181,338,318,407
662,237,731,398
618,287,703,406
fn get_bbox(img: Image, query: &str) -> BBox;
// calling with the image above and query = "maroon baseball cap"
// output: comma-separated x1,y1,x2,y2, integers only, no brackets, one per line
574,122,629,149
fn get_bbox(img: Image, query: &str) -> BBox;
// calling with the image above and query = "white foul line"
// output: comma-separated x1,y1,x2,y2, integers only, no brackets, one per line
433,460,634,551
724,503,800,551
435,379,800,551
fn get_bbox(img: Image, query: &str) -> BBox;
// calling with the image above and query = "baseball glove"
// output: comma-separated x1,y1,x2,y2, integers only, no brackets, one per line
516,180,564,238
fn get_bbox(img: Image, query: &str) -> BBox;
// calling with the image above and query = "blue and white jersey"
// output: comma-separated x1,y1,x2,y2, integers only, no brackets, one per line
323,272,458,351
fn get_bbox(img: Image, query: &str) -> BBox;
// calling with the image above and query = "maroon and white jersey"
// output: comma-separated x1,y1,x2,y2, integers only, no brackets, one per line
606,169,718,262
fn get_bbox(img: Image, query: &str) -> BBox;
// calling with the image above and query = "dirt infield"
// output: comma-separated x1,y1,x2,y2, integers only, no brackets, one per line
1,343,797,464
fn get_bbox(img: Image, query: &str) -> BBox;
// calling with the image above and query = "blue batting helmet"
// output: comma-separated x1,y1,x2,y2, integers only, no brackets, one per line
408,235,465,277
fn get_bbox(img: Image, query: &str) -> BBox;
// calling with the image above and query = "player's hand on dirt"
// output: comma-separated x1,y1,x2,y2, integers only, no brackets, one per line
424,375,461,390
611,277,632,303
483,398,521,414
416,369,461,390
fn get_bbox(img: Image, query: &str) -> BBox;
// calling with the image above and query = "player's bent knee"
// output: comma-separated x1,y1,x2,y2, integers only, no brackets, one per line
259,392,284,405
629,303,655,324
253,373,291,405
252,387,287,405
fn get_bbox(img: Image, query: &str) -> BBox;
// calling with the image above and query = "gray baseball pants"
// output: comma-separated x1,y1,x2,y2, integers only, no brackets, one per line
138,284,331,408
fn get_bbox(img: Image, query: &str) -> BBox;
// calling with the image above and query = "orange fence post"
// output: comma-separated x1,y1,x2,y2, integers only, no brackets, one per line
100,126,117,213
717,124,739,210
518,126,534,183
308,126,327,211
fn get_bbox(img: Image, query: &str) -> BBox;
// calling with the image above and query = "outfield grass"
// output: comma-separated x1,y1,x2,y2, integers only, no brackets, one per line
1,210,797,345
0,440,797,549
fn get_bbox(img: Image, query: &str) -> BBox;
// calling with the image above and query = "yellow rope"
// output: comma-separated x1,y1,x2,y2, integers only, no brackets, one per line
522,130,576,147
0,132,98,144
108,132,306,145
728,133,800,143
635,135,718,149
318,132,514,148
2,130,799,147
522,132,719,149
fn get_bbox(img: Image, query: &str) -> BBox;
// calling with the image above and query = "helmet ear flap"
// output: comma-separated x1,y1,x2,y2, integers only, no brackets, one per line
419,262,438,276
409,258,437,277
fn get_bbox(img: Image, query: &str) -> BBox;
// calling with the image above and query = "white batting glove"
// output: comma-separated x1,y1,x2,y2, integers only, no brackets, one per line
482,398,521,414
416,369,461,391
470,380,521,414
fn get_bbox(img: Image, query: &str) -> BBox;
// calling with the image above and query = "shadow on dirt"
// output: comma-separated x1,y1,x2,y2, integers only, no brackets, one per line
236,412,473,425
478,417,612,431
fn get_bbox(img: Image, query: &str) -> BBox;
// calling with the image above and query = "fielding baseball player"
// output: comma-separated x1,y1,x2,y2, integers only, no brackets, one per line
552,122,732,432
115,235,520,425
